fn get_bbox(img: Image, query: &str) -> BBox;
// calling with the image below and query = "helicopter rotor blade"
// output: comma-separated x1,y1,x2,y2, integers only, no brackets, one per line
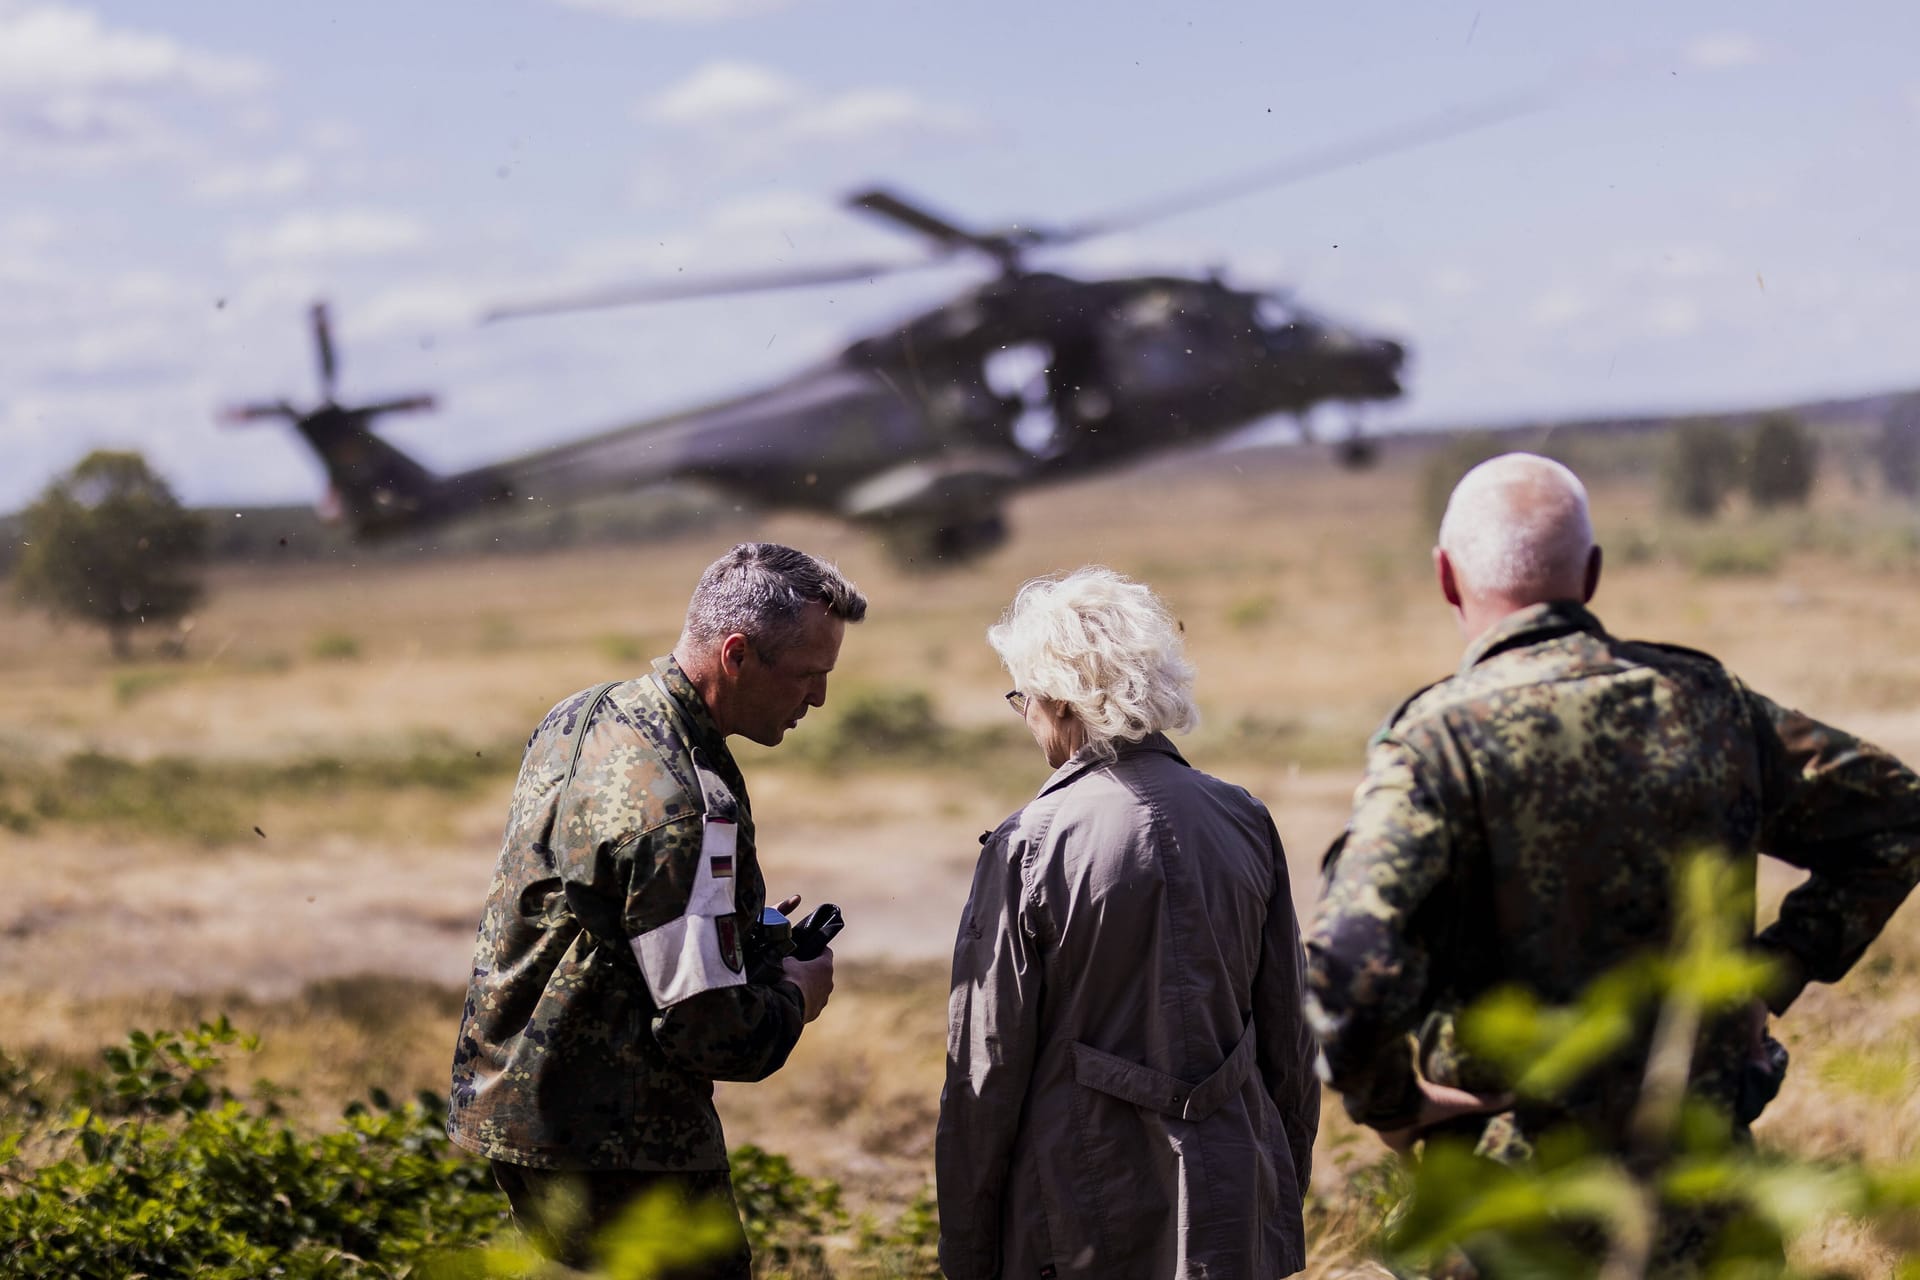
1046,88,1550,245
482,258,941,322
311,301,338,400
219,401,298,426
844,188,984,253
357,394,439,417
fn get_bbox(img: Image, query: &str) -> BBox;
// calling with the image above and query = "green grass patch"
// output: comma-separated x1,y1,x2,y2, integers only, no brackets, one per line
111,668,184,707
595,632,646,664
0,736,518,845
1817,1045,1917,1103
1190,711,1370,771
1225,593,1278,631
308,630,362,662
1688,533,1784,578
755,685,1034,785
475,616,520,653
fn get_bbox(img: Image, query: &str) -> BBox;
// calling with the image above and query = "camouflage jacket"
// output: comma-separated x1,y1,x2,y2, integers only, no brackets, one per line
1306,602,1920,1138
448,656,804,1171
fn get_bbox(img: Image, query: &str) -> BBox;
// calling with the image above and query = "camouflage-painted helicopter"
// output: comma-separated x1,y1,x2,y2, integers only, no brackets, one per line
225,97,1533,563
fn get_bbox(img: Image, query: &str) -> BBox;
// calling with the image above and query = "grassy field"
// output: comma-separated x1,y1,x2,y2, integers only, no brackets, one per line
2,434,1918,1275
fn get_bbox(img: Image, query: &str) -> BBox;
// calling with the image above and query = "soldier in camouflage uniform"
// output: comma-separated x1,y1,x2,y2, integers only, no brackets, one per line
449,543,866,1277
1306,454,1920,1272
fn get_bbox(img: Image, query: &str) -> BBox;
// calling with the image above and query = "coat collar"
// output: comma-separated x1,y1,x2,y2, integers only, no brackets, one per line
1036,731,1188,798
1458,600,1609,675
650,655,731,764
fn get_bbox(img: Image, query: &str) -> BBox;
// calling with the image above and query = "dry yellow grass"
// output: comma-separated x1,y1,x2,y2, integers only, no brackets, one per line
3,438,1919,1273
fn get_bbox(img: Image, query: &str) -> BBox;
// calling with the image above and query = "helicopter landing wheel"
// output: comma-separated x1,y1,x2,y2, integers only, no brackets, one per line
1336,421,1378,469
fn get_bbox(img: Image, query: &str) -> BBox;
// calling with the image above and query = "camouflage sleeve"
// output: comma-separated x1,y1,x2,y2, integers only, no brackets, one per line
1305,734,1458,1129
1748,692,1920,1013
1252,813,1320,1191
937,829,1045,1280
613,817,806,1083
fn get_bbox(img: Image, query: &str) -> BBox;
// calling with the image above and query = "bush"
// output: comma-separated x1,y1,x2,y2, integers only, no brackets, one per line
728,1144,845,1276
1745,413,1818,510
1688,534,1783,579
111,668,183,707
1376,855,1920,1278
1224,594,1277,631
784,686,988,771
831,687,945,754
1660,421,1741,519
597,633,646,664
0,1020,502,1279
0,1021,936,1279
309,631,362,662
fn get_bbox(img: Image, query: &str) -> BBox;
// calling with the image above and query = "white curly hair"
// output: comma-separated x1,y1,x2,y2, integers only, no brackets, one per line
988,567,1199,760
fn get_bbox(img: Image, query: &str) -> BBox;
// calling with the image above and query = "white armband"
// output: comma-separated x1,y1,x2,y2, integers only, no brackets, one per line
630,817,747,1008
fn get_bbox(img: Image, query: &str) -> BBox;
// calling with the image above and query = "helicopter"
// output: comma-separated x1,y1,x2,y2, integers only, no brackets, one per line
225,97,1535,563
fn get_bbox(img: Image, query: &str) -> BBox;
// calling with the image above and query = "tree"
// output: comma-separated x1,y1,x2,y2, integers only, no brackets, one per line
1658,421,1741,519
1744,412,1818,510
12,450,207,659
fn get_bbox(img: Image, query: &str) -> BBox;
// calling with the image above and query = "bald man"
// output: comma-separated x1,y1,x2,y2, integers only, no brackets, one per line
1306,453,1920,1265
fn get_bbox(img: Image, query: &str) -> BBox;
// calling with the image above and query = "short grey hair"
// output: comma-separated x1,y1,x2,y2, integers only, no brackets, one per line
1438,453,1594,600
682,543,867,657
988,567,1198,760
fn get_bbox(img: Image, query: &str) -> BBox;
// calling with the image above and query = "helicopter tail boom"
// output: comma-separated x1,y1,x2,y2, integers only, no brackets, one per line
281,407,506,537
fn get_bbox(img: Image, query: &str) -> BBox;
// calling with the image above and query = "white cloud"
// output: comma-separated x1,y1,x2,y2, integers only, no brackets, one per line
305,119,359,152
0,209,60,248
1428,266,1479,298
639,59,981,149
705,189,839,232
1652,245,1725,280
645,60,797,122
544,189,883,281
1644,297,1702,338
227,210,428,264
550,0,794,23
1685,33,1764,71
1530,288,1594,329
786,88,976,141
0,92,177,168
193,154,314,201
354,280,505,338
0,3,269,97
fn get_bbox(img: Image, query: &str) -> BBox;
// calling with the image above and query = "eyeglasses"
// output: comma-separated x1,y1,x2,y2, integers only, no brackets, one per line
1004,690,1030,717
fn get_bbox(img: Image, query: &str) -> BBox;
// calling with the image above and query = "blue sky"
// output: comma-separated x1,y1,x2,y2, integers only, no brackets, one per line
4,0,1917,511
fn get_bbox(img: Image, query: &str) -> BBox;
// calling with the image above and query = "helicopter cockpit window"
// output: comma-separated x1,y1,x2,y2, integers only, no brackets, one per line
1103,290,1241,393
1257,295,1316,351
983,344,1051,404
983,343,1061,456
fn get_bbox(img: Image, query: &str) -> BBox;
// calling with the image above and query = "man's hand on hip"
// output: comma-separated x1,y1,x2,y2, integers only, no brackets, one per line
781,947,834,1023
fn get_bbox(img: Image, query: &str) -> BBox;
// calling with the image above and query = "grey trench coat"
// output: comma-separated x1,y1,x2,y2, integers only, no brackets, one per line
937,734,1319,1280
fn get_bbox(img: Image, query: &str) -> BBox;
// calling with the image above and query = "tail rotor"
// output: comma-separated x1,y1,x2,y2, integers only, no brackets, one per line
311,301,339,402
216,301,470,536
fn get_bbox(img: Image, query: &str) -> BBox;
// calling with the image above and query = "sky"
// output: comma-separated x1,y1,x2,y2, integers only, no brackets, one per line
4,0,1918,512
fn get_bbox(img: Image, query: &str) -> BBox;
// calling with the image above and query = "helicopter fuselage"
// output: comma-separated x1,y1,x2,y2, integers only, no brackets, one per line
257,271,1405,564
482,272,1403,537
